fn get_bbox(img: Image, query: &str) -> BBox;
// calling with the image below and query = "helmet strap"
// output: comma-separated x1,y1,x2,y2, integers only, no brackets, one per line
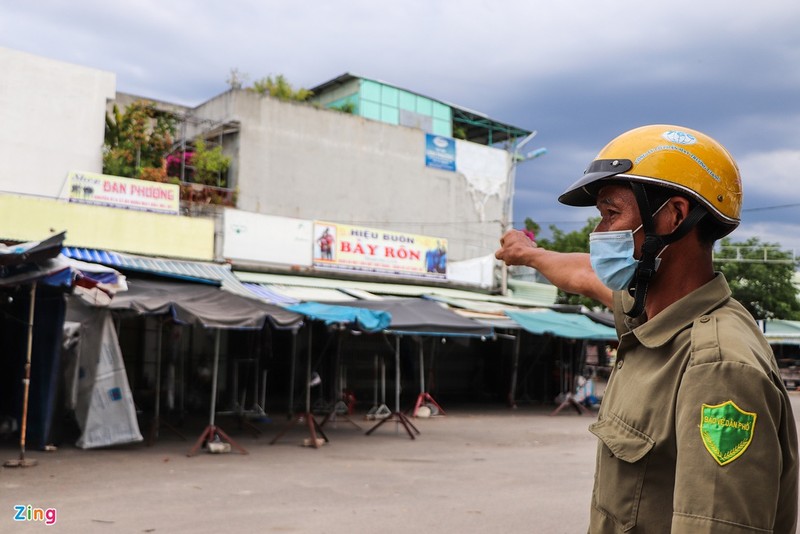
624,183,707,317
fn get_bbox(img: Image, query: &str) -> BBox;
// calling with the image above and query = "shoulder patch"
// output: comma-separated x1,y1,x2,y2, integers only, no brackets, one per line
700,401,757,466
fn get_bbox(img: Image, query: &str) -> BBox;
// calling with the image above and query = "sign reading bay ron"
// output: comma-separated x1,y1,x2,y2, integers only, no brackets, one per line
313,221,447,280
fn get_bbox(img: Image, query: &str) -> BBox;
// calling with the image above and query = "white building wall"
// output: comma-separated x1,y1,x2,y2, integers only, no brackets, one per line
194,90,510,262
0,47,115,197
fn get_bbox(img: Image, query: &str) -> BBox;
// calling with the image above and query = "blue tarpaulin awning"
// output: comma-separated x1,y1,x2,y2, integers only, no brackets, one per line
286,302,391,333
505,309,618,340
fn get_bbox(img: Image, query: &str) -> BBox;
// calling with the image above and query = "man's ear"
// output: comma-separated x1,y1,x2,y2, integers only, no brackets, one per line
665,196,692,230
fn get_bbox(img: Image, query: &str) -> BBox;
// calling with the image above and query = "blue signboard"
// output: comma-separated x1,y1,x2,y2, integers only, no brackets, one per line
425,134,456,172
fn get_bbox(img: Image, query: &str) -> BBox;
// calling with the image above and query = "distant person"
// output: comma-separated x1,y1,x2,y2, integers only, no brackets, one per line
496,125,798,532
317,227,334,260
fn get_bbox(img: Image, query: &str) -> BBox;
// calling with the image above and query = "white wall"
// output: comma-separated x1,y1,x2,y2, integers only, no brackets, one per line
0,47,115,198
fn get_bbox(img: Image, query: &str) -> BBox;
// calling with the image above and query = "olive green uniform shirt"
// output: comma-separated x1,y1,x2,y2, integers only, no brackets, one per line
589,274,798,533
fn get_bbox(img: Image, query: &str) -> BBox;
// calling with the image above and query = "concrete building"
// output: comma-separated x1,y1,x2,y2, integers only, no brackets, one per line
186,80,526,265
0,47,114,199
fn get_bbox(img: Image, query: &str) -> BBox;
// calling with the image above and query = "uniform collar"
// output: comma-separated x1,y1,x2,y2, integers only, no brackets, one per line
623,273,732,348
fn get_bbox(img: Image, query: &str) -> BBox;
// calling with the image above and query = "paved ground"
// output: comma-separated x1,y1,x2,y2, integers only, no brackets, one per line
2,395,799,533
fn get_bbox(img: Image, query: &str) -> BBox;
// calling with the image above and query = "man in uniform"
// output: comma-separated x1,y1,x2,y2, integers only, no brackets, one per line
495,125,798,533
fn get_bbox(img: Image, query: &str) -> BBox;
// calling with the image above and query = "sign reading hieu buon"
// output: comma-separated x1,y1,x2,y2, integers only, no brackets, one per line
313,222,447,280
63,171,179,215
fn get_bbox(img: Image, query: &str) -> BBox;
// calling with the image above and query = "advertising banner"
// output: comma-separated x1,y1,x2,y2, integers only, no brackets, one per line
63,171,179,215
313,221,447,279
425,134,456,172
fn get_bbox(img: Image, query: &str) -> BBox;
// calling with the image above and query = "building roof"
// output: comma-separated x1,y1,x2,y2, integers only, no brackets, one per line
310,73,531,146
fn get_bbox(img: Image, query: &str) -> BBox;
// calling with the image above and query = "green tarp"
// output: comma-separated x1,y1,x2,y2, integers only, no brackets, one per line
505,309,618,340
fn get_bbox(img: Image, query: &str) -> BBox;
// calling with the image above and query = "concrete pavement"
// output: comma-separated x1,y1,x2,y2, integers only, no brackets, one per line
2,394,799,533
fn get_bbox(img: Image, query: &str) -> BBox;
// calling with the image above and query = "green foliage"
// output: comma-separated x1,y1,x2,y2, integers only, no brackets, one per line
532,217,602,309
191,138,231,187
453,126,468,140
332,101,356,114
251,74,313,102
527,218,800,318
714,236,800,320
103,100,176,179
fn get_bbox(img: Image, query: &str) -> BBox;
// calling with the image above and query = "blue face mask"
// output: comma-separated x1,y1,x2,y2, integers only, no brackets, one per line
589,200,670,290
589,230,638,290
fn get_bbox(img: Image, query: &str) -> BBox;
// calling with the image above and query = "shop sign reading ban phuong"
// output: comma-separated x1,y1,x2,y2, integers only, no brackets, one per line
62,171,180,215
313,221,447,280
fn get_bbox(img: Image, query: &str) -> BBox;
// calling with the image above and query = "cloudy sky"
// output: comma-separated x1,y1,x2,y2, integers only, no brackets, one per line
3,1,800,254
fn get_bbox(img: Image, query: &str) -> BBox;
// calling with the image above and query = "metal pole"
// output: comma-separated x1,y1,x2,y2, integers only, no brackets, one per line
154,320,163,422
19,282,36,463
306,327,312,413
5,282,37,467
509,333,520,407
288,329,297,415
209,330,221,427
418,339,425,393
395,336,401,412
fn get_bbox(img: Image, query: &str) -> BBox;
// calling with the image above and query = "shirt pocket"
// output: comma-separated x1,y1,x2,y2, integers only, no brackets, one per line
589,413,655,532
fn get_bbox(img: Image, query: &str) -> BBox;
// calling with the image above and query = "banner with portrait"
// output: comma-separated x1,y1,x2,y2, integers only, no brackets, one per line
313,221,447,280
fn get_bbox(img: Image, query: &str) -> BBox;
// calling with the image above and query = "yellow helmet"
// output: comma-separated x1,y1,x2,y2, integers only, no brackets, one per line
558,124,742,236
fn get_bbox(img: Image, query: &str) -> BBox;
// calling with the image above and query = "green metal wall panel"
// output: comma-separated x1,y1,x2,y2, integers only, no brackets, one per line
416,97,433,115
433,101,451,120
433,118,452,137
361,79,381,102
361,100,381,121
399,91,416,111
381,85,399,106
381,106,399,124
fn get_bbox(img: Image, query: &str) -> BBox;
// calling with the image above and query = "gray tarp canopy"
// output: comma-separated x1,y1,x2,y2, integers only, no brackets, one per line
106,277,303,455
335,298,493,337
108,278,302,330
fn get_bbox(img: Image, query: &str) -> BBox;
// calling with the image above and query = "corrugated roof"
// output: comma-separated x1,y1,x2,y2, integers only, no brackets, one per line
309,73,532,146
763,319,800,344
62,247,254,298
233,271,557,307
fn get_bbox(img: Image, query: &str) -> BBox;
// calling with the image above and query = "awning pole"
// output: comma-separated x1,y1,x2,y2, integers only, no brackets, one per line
394,335,401,413
288,328,297,416
147,318,185,445
365,333,420,439
411,337,446,417
270,323,329,449
508,333,520,409
419,339,425,393
5,281,38,468
305,326,312,413
188,329,248,456
209,329,221,427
